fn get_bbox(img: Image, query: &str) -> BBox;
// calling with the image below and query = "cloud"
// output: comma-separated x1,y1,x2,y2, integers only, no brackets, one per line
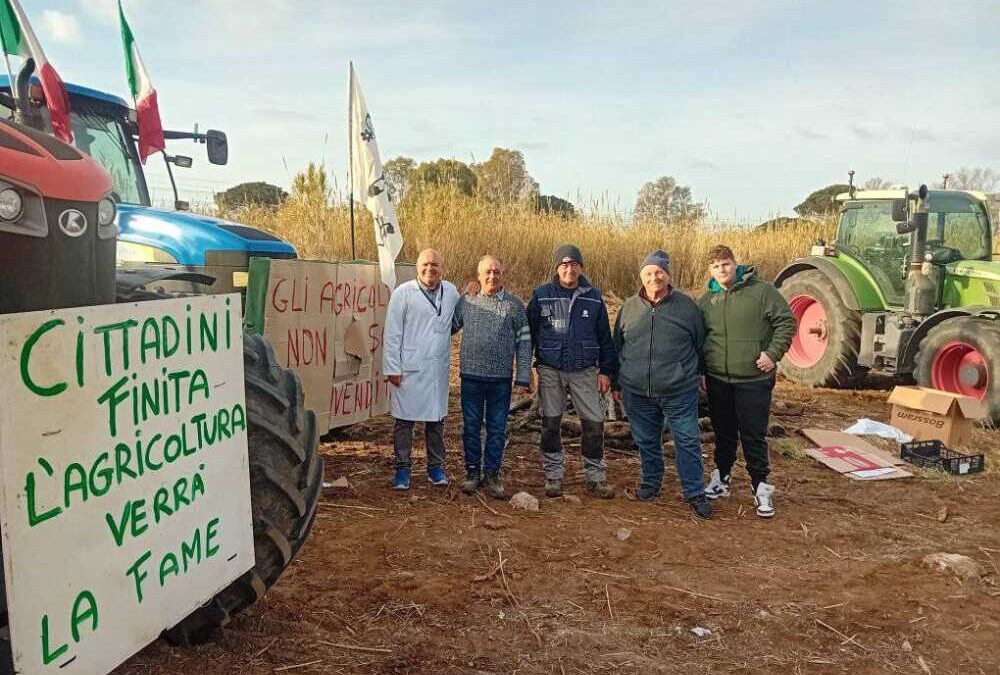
897,127,943,143
683,157,720,170
796,127,830,141
850,124,884,141
40,10,81,44
82,0,147,24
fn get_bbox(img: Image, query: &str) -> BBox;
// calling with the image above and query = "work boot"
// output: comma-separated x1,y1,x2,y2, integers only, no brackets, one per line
393,468,411,491
460,470,481,495
687,494,713,519
704,469,731,500
635,485,660,502
586,480,615,499
481,471,505,500
754,482,776,518
544,479,563,498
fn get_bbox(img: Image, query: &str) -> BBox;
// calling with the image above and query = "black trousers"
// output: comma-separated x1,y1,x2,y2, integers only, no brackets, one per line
706,376,774,490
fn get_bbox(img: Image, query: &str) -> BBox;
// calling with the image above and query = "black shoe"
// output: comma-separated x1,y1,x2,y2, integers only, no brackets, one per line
460,471,481,495
481,472,505,500
635,485,660,502
687,494,713,519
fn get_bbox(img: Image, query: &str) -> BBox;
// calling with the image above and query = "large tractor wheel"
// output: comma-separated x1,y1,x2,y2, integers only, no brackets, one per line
914,317,1000,424
778,270,865,387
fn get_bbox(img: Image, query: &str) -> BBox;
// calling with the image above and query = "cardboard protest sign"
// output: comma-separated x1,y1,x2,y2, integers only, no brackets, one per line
244,259,415,433
0,295,254,675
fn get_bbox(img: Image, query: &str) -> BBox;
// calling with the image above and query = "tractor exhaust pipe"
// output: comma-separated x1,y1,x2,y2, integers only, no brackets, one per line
896,184,935,319
13,58,44,132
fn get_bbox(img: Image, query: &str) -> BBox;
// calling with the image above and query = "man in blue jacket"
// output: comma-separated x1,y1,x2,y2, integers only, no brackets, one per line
527,244,619,499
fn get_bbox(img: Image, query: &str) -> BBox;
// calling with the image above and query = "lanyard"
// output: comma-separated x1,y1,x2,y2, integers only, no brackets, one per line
419,283,443,316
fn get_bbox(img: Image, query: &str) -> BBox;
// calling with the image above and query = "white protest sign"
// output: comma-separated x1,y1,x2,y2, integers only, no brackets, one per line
0,294,254,675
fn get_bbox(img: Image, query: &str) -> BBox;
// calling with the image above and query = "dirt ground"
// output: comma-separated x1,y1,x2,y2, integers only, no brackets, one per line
114,374,1000,675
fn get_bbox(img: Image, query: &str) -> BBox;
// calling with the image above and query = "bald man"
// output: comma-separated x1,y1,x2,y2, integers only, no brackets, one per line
452,255,532,499
383,249,460,490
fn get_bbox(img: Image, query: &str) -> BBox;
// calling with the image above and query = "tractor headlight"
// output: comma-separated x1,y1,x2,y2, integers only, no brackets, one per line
97,197,116,227
0,188,23,222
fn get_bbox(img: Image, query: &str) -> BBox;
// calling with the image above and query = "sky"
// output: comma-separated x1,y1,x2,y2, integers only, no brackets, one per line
13,0,1000,221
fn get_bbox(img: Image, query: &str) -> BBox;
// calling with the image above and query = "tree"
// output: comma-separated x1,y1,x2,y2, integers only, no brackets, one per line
215,181,287,209
633,176,704,222
940,167,1000,192
794,183,851,217
472,148,538,204
536,195,576,218
383,156,415,203
862,177,895,190
410,158,478,196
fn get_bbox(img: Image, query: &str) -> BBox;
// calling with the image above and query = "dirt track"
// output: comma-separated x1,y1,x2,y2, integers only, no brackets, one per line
115,377,1000,675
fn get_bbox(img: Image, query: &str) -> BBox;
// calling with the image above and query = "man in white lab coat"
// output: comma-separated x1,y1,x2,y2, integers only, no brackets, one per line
383,248,460,490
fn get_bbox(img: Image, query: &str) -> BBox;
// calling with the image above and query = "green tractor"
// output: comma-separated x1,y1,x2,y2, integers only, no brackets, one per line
775,182,1000,421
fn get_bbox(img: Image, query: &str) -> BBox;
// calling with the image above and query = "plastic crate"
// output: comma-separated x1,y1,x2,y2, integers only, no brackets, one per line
900,440,985,475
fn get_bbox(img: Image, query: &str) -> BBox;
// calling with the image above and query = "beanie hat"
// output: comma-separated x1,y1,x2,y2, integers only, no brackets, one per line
554,244,584,267
641,249,671,274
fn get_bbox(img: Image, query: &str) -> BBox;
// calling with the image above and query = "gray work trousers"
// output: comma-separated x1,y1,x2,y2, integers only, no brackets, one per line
537,365,606,482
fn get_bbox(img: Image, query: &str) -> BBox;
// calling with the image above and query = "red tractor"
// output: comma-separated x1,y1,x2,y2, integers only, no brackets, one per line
0,114,321,667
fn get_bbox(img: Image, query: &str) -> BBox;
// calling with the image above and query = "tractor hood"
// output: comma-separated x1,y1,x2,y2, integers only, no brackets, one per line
945,260,1000,283
116,204,296,266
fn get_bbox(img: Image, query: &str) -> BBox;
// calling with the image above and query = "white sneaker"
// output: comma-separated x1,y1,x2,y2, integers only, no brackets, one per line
754,482,775,518
704,469,730,500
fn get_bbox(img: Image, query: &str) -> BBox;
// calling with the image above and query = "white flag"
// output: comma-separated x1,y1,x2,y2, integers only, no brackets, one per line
350,63,403,288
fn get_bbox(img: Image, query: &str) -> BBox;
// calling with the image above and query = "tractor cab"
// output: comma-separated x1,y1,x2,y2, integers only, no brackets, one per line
1,74,297,295
834,189,993,307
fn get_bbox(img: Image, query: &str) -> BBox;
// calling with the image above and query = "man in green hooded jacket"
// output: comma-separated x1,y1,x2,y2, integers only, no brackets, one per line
698,244,795,518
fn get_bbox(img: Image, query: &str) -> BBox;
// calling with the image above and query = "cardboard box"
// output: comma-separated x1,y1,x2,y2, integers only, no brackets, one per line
800,429,913,480
886,386,987,447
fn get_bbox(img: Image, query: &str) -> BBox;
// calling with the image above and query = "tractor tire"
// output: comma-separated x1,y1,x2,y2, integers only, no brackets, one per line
778,269,866,387
914,317,1000,424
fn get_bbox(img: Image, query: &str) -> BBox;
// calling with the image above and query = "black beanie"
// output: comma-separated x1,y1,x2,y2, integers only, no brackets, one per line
554,244,584,267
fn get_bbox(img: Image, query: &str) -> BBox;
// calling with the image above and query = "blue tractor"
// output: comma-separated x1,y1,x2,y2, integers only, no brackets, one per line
0,72,297,296
0,66,322,656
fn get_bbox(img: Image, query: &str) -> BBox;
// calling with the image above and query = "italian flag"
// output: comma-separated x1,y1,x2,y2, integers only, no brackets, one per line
0,0,73,143
119,0,163,163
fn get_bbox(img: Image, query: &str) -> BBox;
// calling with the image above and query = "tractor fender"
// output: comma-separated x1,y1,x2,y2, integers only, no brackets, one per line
899,305,1000,371
774,257,866,311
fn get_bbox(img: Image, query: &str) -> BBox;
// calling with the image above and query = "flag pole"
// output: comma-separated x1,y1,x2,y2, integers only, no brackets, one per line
347,61,356,261
2,51,20,110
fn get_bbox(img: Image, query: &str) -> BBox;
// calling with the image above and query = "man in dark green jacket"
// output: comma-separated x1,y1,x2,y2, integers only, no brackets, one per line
698,244,795,518
612,250,712,518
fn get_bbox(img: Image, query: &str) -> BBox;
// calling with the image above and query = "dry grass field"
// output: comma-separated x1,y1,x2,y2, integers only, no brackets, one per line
223,188,837,296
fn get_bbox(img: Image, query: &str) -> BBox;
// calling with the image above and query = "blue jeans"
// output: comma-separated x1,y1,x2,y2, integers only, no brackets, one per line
623,387,705,499
461,376,513,474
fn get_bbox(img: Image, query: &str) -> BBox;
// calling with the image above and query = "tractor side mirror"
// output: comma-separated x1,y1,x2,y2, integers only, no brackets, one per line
206,129,228,165
891,199,907,222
